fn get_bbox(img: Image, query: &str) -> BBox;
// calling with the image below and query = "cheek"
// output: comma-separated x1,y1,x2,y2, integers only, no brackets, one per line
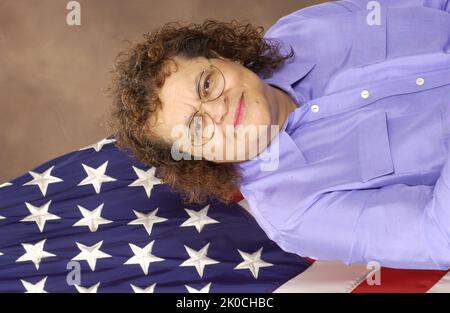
244,94,271,127
242,76,272,126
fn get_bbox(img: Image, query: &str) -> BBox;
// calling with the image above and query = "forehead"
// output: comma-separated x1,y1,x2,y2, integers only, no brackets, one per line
160,56,205,95
150,56,207,135
157,56,207,118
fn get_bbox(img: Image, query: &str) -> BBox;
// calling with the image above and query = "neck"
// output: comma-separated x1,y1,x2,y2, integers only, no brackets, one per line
271,85,298,131
246,83,299,160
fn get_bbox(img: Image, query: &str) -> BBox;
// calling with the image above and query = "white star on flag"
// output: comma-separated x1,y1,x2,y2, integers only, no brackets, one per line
78,161,116,194
79,138,116,152
180,205,219,233
185,282,212,293
16,239,56,270
21,277,47,293
234,247,273,279
71,241,112,271
20,200,60,232
128,166,161,198
180,243,219,278
128,208,167,236
23,166,63,196
130,283,157,293
124,241,164,275
73,203,113,232
0,182,12,188
75,282,100,293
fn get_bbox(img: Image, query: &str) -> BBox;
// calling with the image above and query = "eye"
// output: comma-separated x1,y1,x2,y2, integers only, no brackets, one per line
197,65,224,102
189,114,203,139
194,118,202,135
201,73,213,97
203,78,210,93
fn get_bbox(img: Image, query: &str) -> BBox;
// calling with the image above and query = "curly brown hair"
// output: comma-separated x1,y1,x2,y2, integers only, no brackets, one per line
106,18,294,205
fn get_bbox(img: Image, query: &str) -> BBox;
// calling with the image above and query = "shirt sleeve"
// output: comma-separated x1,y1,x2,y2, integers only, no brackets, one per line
277,150,450,270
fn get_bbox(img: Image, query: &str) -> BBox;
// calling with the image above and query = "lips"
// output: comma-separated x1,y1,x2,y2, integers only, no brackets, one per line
233,92,245,128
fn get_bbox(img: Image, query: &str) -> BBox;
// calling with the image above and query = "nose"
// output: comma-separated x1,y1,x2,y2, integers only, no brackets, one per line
200,94,229,124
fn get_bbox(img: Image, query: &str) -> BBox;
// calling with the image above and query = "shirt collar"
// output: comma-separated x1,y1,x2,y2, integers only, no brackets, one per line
261,56,316,106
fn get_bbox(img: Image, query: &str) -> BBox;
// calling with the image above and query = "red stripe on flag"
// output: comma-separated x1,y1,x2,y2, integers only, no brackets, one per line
304,257,316,264
232,191,244,203
352,268,449,293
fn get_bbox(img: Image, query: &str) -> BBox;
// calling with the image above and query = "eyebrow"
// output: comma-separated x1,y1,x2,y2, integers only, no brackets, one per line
184,70,203,127
194,70,202,100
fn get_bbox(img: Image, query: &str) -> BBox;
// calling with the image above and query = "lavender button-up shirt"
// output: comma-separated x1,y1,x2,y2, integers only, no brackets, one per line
237,0,450,269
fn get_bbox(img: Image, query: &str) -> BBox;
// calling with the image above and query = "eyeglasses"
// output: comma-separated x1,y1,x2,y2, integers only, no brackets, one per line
187,60,225,146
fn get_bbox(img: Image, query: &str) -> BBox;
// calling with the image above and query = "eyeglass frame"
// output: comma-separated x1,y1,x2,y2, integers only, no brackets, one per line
187,59,226,147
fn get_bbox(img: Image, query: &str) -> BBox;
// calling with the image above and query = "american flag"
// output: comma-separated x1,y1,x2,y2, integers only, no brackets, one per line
0,137,448,293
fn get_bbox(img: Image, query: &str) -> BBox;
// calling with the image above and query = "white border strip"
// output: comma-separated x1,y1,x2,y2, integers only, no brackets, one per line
274,260,369,293
427,271,450,293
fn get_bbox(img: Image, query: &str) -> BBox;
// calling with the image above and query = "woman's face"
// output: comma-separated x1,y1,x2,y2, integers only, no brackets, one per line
147,55,281,162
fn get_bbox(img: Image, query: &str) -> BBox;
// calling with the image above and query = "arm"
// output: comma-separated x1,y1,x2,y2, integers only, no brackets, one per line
277,151,450,270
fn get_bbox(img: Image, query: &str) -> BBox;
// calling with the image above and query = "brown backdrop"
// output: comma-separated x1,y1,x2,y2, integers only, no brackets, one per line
0,0,324,182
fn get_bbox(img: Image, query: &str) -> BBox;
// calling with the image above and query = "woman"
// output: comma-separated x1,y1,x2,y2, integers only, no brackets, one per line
108,0,450,270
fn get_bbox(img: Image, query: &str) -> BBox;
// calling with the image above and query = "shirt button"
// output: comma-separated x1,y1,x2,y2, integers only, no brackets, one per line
310,104,320,113
416,77,425,86
361,90,370,99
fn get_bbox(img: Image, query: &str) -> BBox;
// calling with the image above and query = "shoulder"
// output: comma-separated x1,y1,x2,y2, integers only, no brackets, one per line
265,0,448,35
264,0,365,38
280,0,362,19
261,1,365,90
262,1,366,56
